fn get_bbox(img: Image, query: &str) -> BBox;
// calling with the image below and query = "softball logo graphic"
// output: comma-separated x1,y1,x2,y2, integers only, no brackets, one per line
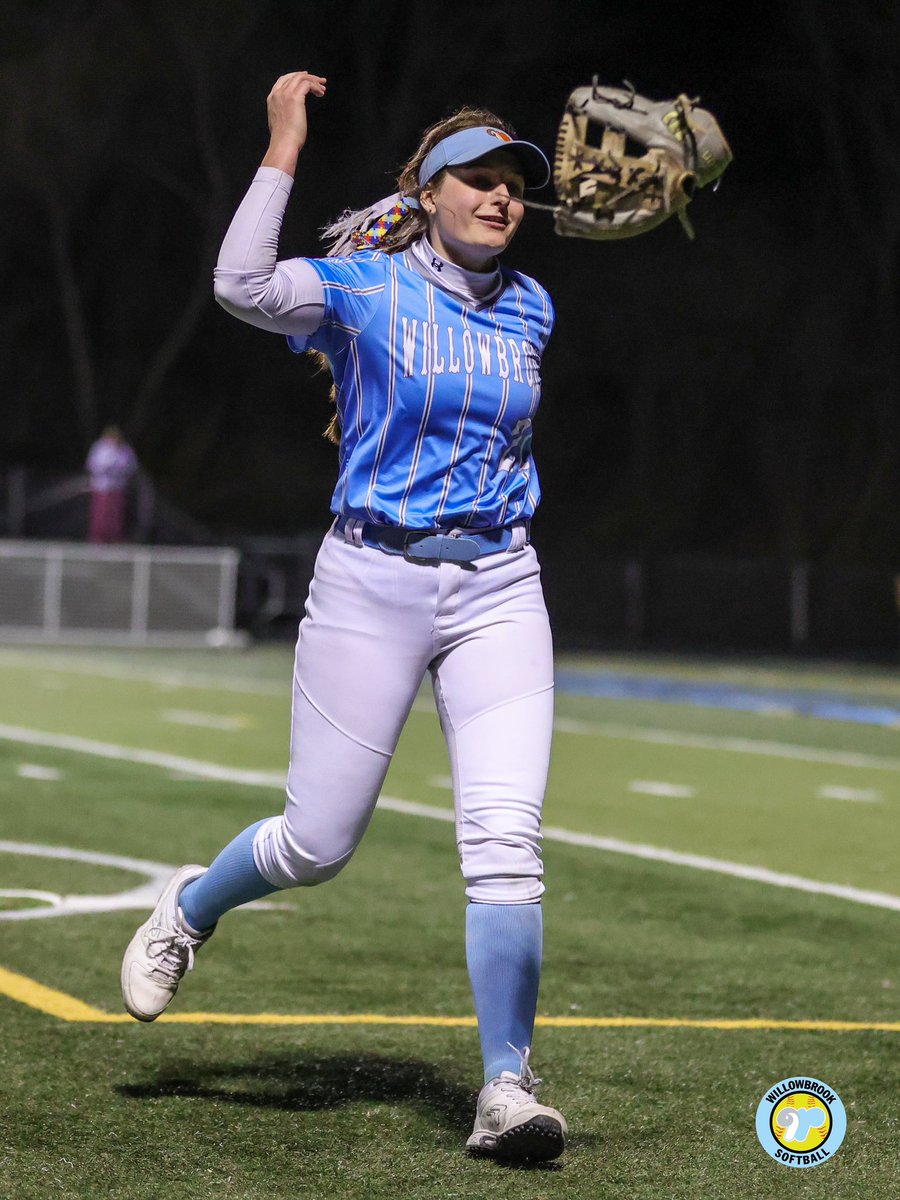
755,1077,846,1167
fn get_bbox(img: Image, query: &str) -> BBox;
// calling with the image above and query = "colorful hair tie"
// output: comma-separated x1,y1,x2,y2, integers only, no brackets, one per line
352,198,413,249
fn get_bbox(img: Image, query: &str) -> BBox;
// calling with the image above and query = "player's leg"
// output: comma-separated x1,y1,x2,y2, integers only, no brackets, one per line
176,820,276,934
250,529,438,888
432,545,554,1071
430,545,565,1159
122,529,437,1020
160,676,408,936
120,682,405,1023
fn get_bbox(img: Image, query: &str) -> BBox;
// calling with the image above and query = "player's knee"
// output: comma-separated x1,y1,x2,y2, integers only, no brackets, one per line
459,829,543,903
279,850,350,888
464,873,545,903
253,815,354,889
461,831,545,903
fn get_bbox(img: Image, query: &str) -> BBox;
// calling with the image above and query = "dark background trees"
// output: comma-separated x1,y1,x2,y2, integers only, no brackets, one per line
1,0,897,565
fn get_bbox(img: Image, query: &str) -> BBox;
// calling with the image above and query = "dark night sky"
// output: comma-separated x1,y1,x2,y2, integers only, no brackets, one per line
1,0,898,568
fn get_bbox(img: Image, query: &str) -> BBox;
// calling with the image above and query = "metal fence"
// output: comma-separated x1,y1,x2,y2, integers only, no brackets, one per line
0,541,241,647
234,543,900,658
2,469,896,656
541,554,900,656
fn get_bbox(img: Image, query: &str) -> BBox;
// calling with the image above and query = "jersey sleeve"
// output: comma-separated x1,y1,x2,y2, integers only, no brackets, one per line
286,253,388,357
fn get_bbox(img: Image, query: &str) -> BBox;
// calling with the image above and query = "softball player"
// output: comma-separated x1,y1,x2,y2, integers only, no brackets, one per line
122,71,567,1162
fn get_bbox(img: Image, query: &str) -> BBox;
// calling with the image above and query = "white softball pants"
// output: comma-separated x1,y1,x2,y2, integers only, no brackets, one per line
252,525,554,903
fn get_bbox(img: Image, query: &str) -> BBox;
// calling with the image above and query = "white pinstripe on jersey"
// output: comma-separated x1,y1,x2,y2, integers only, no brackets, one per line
434,303,476,525
468,294,510,526
362,254,401,522
397,280,441,527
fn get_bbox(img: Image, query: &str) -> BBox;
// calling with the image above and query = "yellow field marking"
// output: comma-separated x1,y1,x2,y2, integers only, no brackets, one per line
0,965,124,1022
1,966,898,1031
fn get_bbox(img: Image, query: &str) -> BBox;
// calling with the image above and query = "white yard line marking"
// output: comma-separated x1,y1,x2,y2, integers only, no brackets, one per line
167,771,229,783
551,715,900,771
0,651,287,697
628,780,696,798
161,709,252,732
0,840,290,921
0,724,284,787
0,889,64,907
1,723,897,913
536,825,900,913
427,774,454,790
817,786,882,803
16,764,63,782
3,651,896,770
384,798,900,913
0,841,175,919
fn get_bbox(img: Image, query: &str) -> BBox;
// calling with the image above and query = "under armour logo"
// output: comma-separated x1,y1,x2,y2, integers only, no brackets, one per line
431,256,443,271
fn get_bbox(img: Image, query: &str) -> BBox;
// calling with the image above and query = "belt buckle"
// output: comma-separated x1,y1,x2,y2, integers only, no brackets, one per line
404,533,481,562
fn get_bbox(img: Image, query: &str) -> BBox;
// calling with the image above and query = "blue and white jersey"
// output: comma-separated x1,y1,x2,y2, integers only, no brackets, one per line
287,249,554,530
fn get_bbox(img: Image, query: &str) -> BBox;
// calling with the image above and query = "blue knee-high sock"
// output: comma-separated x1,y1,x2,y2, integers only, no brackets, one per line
466,901,543,1084
179,819,279,933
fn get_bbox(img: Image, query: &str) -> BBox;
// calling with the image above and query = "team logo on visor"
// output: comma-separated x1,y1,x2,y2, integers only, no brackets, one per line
486,129,513,142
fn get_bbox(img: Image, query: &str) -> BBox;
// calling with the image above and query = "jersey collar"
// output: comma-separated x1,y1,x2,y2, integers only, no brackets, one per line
406,236,504,308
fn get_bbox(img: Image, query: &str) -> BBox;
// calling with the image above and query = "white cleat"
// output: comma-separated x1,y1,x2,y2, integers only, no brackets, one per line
121,865,213,1022
466,1047,567,1162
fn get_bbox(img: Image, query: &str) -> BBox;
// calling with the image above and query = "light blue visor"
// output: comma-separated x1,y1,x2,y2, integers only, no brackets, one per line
417,126,550,190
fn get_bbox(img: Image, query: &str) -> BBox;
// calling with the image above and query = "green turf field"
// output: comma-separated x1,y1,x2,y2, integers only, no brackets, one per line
0,645,897,1199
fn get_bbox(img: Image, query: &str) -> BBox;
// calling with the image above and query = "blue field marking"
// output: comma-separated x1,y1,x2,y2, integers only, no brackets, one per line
554,671,900,728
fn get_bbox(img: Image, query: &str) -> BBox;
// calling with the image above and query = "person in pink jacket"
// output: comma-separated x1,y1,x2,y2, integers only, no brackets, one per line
85,426,137,543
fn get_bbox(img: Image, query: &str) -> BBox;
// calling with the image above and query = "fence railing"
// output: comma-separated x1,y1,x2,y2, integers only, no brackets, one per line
2,469,897,655
0,540,242,647
541,554,900,656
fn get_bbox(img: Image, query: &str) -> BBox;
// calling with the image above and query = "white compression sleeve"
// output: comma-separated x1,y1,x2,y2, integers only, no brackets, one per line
213,166,325,336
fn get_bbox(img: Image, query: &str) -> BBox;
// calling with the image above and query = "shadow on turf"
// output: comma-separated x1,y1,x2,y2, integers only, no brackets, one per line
117,1052,567,1168
118,1051,472,1129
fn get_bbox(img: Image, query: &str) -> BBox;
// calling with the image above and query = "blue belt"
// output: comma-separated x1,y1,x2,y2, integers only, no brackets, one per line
335,516,528,563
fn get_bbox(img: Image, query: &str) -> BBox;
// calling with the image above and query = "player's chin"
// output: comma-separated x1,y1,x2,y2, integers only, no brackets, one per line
475,219,518,252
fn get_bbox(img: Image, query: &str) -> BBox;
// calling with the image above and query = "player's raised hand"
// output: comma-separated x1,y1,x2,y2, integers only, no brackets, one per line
262,71,327,176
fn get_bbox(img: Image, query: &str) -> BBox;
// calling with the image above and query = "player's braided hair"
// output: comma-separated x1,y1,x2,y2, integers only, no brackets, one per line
316,106,517,443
